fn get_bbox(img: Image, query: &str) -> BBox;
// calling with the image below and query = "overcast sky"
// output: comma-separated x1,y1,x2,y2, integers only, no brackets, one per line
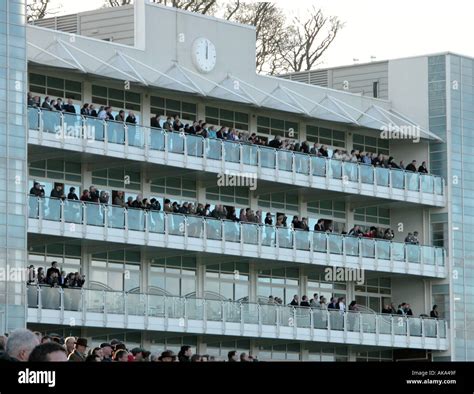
49,0,474,68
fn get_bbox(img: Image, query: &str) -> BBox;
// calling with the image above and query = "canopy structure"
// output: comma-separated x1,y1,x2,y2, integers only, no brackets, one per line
26,25,442,142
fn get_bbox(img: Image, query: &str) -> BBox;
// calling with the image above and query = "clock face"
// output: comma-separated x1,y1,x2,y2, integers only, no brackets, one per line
192,37,216,73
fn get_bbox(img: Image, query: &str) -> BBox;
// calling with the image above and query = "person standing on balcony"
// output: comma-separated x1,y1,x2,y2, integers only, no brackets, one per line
300,295,310,307
27,265,36,285
89,186,100,203
115,110,125,122
336,297,346,313
327,297,337,309
348,225,363,237
418,161,429,173
50,183,65,200
80,103,90,116
63,98,76,114
29,182,45,198
268,135,282,149
126,111,137,125
430,305,439,318
41,96,52,110
67,187,79,200
172,115,183,132
406,160,417,172
290,295,299,306
46,261,60,283
54,98,63,111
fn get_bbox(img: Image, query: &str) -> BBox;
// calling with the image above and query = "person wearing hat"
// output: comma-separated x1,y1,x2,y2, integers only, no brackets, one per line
158,350,176,362
131,347,150,362
68,338,88,362
100,343,113,362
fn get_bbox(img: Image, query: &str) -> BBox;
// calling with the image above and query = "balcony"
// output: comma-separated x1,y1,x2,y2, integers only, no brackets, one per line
26,285,448,350
27,108,445,207
28,196,447,278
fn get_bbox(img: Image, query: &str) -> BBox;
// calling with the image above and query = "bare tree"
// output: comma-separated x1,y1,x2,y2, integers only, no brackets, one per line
27,0,51,22
107,0,217,15
225,2,289,74
106,1,343,75
281,7,343,73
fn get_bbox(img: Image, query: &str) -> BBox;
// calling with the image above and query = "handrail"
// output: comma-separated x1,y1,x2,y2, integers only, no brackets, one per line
26,284,447,339
27,106,445,196
28,195,446,267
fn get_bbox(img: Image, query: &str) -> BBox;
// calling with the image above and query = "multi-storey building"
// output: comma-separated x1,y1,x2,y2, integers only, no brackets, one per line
1,1,453,361
282,54,474,361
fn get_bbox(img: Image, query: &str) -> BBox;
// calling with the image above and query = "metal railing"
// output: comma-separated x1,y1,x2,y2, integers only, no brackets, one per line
27,107,445,197
26,285,447,341
28,196,446,268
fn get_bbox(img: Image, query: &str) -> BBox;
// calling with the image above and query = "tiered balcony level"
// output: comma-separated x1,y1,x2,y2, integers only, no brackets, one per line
27,108,446,207
26,285,448,350
28,196,447,278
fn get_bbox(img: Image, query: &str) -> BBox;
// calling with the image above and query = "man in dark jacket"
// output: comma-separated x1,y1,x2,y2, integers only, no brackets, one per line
405,160,417,172
68,338,87,362
268,135,282,149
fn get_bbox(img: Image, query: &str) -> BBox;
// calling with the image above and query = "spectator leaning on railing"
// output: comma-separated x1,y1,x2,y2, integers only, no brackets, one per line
27,98,431,175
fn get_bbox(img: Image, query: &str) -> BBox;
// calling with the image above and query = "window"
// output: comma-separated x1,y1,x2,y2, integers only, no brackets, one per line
353,134,389,155
207,340,250,360
258,191,298,212
306,125,346,148
431,213,448,248
150,95,197,120
90,250,141,291
354,206,390,226
92,84,141,111
30,159,81,183
151,177,197,199
258,343,301,361
147,335,197,355
354,277,391,295
307,200,346,219
28,243,82,276
257,116,298,139
92,168,141,191
29,73,82,101
205,106,249,130
205,262,249,301
257,268,299,304
373,81,379,98
206,186,249,206
307,271,347,305
149,256,196,297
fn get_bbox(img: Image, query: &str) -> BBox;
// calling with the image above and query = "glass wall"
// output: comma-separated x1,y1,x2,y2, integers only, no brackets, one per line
448,55,474,360
205,262,249,301
90,250,141,291
0,0,27,332
148,256,196,297
257,268,299,304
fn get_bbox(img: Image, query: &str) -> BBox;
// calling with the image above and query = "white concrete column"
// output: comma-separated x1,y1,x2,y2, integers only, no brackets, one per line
196,255,205,298
299,267,308,298
346,131,354,152
196,101,206,122
82,81,92,104
249,261,257,302
197,336,207,355
141,90,151,127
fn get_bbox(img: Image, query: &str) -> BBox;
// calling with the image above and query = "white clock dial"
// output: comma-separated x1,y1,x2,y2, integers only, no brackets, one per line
192,37,216,74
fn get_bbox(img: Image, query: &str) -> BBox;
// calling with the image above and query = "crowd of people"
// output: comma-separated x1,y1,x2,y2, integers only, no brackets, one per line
30,181,423,246
0,330,256,362
27,261,85,288
280,293,440,319
28,93,429,173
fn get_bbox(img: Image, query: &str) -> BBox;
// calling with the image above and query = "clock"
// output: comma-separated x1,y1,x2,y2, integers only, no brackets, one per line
191,37,216,73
